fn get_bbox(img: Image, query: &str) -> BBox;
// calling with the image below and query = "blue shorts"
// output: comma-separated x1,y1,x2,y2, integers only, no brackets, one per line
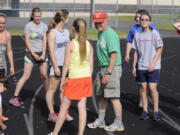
137,69,160,83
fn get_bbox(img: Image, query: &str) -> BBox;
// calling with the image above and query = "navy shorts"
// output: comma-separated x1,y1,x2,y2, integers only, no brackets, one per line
137,69,160,83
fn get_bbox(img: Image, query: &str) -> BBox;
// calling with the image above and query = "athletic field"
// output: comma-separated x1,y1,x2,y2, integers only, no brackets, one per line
1,36,180,135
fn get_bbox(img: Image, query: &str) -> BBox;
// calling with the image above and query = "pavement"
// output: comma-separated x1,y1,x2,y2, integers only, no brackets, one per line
1,36,180,135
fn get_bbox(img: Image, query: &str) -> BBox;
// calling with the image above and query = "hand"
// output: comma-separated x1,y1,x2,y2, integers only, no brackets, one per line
132,67,136,77
60,80,65,93
10,67,14,76
33,53,41,61
148,64,155,72
39,54,45,61
54,66,61,77
125,55,130,63
0,123,7,130
102,75,110,85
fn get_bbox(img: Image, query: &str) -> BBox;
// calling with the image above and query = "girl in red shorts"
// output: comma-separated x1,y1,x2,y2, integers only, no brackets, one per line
49,18,93,135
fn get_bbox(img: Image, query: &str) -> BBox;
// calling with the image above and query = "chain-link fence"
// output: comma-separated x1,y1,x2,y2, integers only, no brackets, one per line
137,0,180,25
0,0,123,30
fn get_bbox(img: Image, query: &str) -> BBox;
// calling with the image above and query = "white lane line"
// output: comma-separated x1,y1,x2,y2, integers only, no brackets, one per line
24,114,34,135
92,77,99,114
147,92,180,132
7,68,24,77
20,35,25,41
26,84,43,135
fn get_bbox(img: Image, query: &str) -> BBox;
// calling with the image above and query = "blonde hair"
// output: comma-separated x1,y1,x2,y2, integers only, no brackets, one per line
73,18,87,63
29,7,41,21
48,9,69,33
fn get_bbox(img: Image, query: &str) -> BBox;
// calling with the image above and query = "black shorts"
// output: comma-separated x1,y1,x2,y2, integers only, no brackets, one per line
24,52,48,64
49,66,68,79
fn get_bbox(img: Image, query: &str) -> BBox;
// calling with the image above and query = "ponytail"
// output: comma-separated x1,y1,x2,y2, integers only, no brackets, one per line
48,9,69,33
73,18,87,63
78,20,87,63
48,18,56,33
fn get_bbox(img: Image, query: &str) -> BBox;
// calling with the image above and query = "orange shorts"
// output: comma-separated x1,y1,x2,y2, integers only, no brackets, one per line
63,77,92,100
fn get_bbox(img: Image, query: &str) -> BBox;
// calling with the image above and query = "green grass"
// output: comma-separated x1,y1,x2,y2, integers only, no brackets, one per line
8,30,24,35
71,15,134,21
69,29,128,40
8,29,128,40
157,24,174,30
8,23,174,40
153,14,172,20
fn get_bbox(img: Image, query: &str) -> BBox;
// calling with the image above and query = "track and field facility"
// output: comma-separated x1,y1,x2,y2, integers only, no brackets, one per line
1,36,180,135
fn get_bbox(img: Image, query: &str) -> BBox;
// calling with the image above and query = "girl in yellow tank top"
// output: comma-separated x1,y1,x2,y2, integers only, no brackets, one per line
69,38,92,78
49,18,93,135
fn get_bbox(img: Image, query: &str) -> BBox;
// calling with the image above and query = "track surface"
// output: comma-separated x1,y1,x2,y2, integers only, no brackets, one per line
1,36,180,135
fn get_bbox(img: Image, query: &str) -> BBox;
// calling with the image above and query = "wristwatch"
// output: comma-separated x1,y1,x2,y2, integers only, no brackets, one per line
104,71,112,75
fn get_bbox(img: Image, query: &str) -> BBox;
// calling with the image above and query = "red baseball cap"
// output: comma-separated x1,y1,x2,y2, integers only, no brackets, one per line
92,11,108,23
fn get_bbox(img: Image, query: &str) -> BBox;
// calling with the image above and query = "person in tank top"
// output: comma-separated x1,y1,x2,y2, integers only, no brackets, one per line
46,10,73,123
48,18,93,135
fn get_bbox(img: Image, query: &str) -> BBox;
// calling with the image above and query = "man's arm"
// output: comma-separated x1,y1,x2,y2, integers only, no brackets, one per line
102,52,117,85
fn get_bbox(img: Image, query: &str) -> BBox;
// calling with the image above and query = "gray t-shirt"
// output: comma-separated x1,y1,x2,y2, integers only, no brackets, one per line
49,28,70,66
132,29,163,70
24,21,48,52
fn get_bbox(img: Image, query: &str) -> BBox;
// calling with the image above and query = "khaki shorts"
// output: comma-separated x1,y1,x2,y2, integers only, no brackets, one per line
95,66,122,98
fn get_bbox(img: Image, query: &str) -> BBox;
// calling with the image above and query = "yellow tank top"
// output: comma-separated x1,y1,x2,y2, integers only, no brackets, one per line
69,38,91,78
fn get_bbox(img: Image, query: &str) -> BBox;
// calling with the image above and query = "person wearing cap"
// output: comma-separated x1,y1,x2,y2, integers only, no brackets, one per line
87,11,124,132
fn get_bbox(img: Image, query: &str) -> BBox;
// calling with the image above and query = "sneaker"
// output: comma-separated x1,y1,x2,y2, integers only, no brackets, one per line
48,113,58,122
87,119,105,129
104,122,125,132
1,116,8,121
47,132,53,135
65,112,74,121
139,111,149,120
9,97,21,106
153,112,160,121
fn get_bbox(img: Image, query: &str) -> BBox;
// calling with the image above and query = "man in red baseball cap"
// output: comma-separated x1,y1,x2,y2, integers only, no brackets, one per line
92,11,107,23
87,11,125,132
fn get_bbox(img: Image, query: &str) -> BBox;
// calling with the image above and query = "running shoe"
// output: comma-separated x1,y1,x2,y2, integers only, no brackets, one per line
9,97,20,106
153,112,160,121
0,130,4,135
139,111,149,120
104,122,125,132
47,132,53,135
1,116,8,121
48,113,58,123
87,119,105,129
65,112,74,121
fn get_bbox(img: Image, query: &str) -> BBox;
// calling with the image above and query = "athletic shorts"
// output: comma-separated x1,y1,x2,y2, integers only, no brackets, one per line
95,66,122,98
137,69,160,83
63,77,92,100
24,52,48,64
0,68,7,76
49,66,62,79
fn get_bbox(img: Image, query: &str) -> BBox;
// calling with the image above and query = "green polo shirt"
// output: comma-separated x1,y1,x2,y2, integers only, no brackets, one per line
96,27,122,67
